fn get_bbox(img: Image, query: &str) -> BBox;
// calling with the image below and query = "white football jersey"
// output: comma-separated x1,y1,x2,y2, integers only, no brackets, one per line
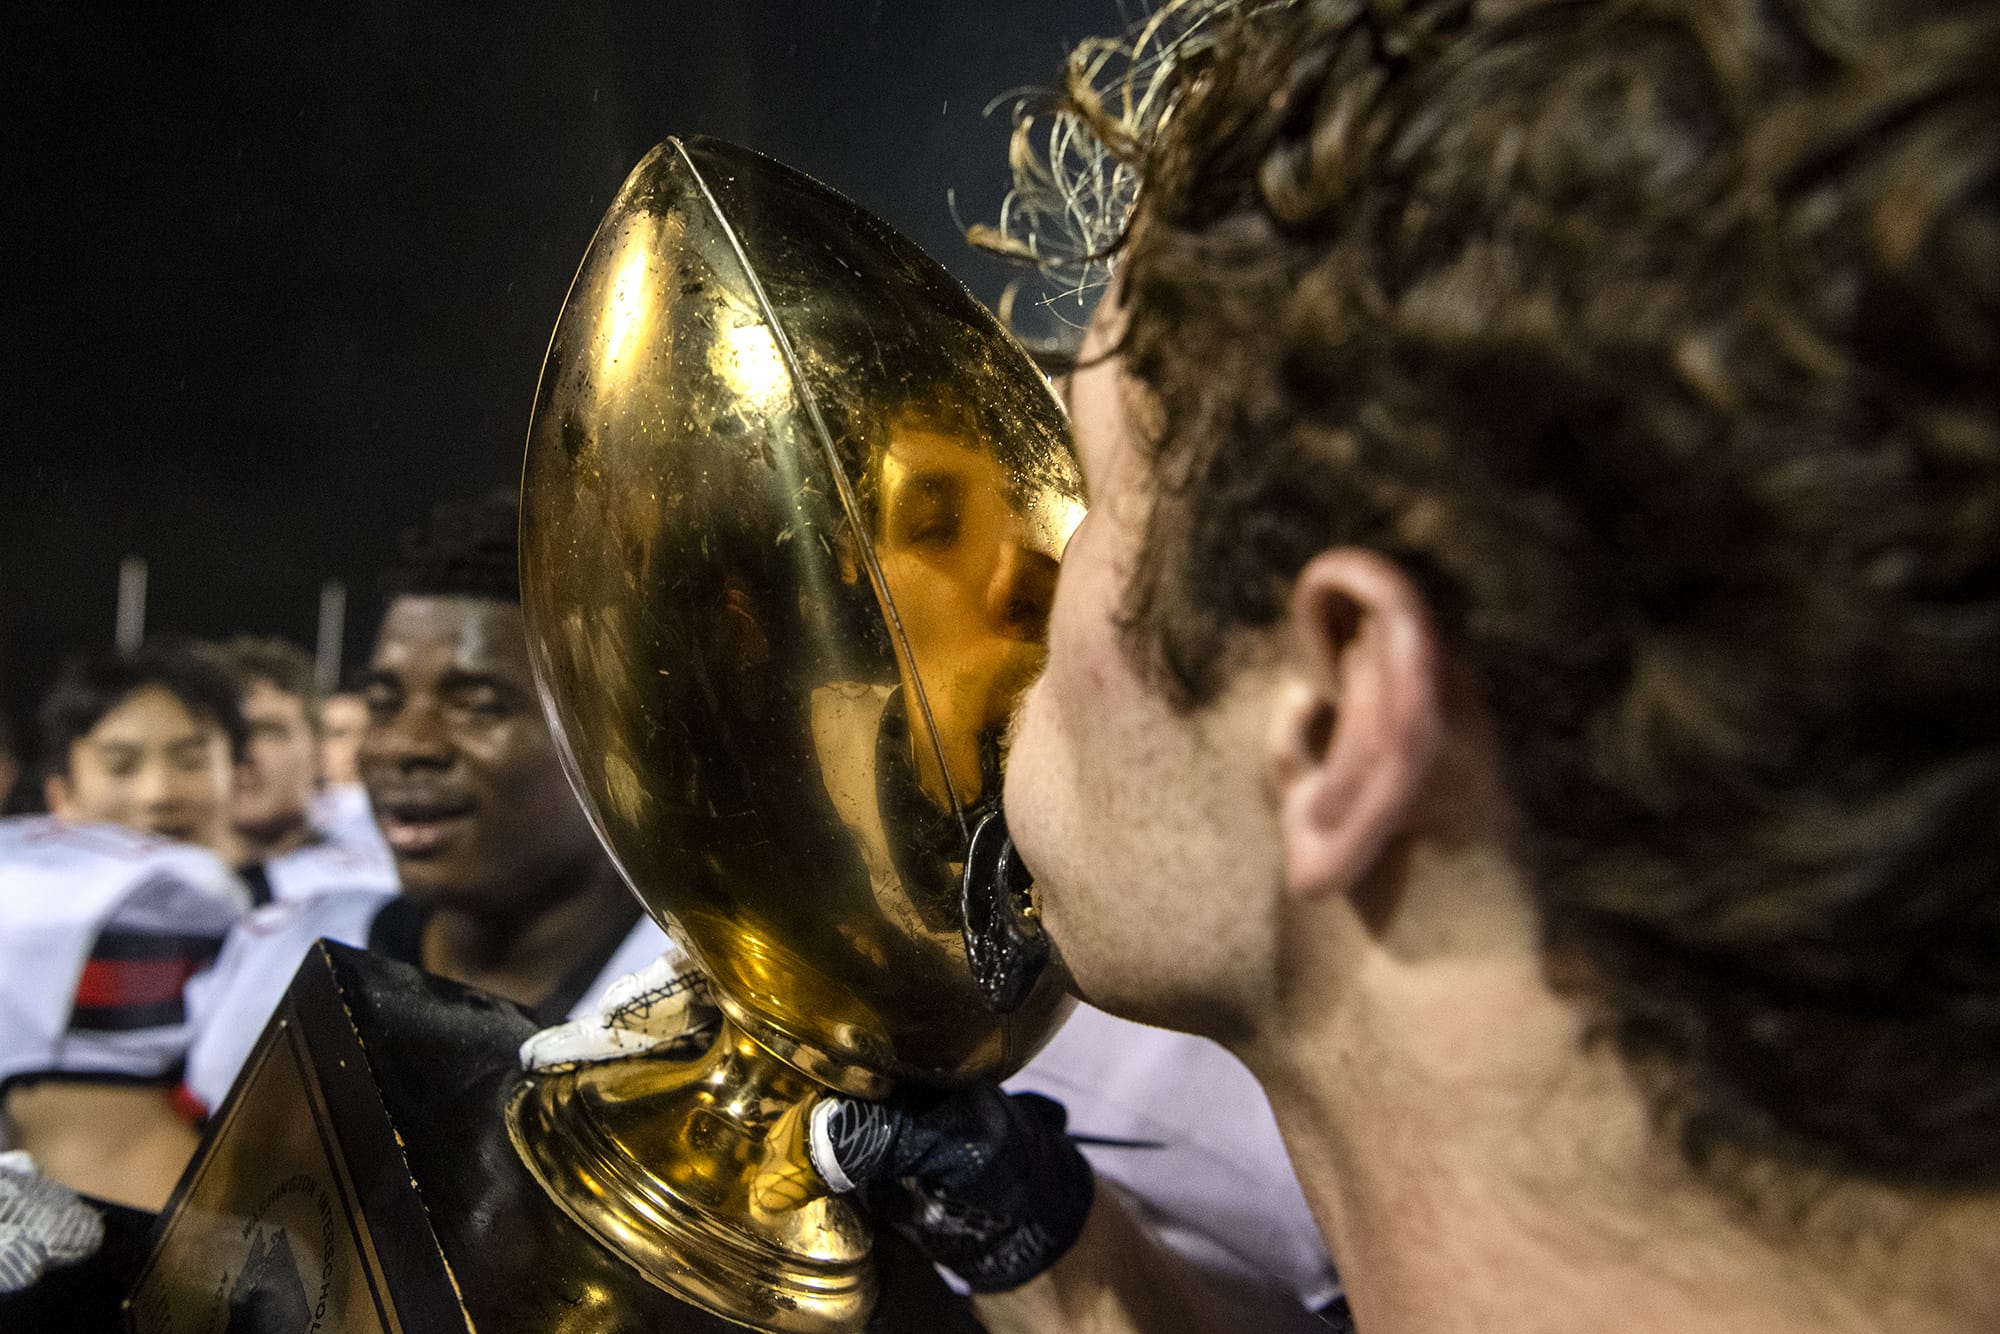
0,817,248,1096
260,830,398,907
308,783,389,860
183,889,672,1115
1005,1005,1342,1311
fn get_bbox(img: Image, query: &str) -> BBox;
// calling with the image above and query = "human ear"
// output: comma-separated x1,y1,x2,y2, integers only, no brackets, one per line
1266,549,1442,901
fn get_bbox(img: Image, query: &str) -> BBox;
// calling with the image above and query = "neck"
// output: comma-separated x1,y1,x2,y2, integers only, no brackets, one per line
1239,862,2000,1334
420,855,631,1011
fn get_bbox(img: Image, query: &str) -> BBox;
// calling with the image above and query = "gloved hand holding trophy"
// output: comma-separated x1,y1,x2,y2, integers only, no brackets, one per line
511,138,1088,1331
523,953,1095,1299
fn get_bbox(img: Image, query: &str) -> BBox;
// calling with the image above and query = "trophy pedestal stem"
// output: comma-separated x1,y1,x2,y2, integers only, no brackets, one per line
507,1018,876,1333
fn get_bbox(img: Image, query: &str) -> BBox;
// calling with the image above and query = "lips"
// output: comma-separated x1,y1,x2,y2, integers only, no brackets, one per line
373,793,477,857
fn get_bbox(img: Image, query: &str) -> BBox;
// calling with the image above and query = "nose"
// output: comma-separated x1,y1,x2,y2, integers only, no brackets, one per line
135,758,185,812
362,698,454,772
985,540,1059,641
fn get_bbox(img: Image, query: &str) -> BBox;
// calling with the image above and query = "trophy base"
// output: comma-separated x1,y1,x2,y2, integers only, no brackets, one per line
509,1018,875,1334
129,942,975,1334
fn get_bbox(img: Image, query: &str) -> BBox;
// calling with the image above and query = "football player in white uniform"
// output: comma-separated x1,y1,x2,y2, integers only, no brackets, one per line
0,817,246,1208
4,641,253,1209
207,637,397,909
209,637,323,868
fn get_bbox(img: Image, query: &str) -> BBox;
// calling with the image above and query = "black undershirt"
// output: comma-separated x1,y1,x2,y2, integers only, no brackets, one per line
237,862,274,908
239,832,330,908
365,893,644,1026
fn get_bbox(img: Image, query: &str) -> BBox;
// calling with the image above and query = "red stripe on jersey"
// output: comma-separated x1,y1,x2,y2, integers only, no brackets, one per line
74,955,201,1009
172,1082,210,1124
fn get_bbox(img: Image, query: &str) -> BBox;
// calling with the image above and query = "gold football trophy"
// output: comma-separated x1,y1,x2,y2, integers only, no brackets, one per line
510,138,1086,1332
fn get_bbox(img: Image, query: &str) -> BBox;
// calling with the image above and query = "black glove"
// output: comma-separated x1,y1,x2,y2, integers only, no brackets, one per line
808,1086,1094,1293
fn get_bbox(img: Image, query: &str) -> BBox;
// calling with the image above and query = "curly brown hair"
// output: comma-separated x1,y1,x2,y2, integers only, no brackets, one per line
1001,0,2000,1196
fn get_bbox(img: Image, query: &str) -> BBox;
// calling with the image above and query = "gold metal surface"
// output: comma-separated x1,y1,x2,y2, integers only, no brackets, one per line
513,137,1085,1328
508,1022,872,1333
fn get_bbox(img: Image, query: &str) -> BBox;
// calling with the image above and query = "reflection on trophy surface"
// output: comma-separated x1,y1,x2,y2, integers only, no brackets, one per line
510,137,1085,1330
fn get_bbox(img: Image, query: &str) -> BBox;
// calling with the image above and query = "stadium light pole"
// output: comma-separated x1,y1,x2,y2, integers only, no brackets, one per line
115,555,148,652
315,579,347,696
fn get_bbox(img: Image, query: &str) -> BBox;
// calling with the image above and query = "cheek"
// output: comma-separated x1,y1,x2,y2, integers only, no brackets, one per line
1003,611,1126,879
1002,506,1149,865
357,733,396,780
475,728,587,827
1007,520,1121,784
78,772,132,814
1040,568,1127,746
181,766,226,804
880,558,952,640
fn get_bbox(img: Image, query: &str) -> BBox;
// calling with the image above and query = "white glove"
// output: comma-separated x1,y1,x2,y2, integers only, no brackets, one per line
0,1150,105,1294
518,953,721,1073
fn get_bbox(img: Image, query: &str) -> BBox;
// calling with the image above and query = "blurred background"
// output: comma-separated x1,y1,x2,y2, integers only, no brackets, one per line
1,0,1112,791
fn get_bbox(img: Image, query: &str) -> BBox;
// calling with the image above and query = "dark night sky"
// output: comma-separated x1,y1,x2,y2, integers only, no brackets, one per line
0,0,1113,772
